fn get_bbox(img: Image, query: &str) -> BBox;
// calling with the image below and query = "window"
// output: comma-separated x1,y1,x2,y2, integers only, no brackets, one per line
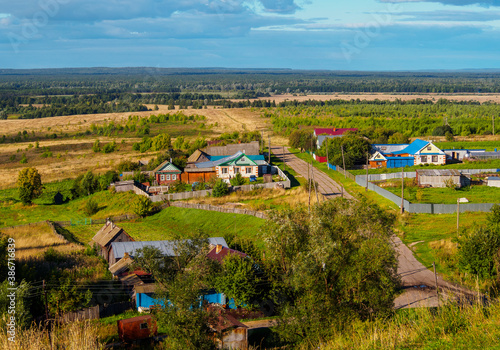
222,168,228,174
172,174,177,180
160,175,165,181
166,174,171,180
432,155,438,162
246,167,252,174
241,157,245,162
421,156,427,163
234,167,240,174
140,323,148,330
427,146,432,151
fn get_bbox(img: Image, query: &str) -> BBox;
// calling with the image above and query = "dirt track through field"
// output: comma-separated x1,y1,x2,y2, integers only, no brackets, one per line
271,147,476,309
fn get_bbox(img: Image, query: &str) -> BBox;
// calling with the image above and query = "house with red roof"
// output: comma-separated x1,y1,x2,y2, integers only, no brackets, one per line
314,128,358,148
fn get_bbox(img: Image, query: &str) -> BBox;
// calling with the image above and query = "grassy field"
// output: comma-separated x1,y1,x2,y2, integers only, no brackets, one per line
382,181,500,204
0,221,84,260
0,187,137,228
67,206,267,247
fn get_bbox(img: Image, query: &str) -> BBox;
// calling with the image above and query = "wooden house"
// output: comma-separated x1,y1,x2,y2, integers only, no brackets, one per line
153,161,182,185
92,220,134,262
117,315,157,343
209,312,248,350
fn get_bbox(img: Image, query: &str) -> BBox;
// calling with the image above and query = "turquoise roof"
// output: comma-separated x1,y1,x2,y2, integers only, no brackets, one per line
156,162,181,173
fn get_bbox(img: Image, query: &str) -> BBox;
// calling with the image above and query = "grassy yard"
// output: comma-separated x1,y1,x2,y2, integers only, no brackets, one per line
67,206,267,247
382,181,500,204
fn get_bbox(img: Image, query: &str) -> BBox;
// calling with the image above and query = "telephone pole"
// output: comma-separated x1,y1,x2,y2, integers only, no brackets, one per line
365,153,369,191
268,135,271,164
401,166,405,214
341,145,346,178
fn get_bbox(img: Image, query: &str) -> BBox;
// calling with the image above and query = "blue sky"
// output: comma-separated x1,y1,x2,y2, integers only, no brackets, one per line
0,0,499,70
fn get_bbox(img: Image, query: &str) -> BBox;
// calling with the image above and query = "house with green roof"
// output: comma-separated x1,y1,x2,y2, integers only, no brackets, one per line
153,161,182,185
213,151,260,179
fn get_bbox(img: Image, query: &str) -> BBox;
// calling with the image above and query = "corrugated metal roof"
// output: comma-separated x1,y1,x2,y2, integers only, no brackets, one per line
204,141,260,156
111,237,228,259
135,284,157,294
391,139,429,155
488,176,500,181
416,169,462,176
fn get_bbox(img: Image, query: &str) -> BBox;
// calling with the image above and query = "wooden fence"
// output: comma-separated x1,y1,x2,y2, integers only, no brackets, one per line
59,301,133,323
170,202,268,219
336,166,356,181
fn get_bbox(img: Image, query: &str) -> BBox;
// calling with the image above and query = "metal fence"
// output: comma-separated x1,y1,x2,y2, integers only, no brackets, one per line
336,166,356,181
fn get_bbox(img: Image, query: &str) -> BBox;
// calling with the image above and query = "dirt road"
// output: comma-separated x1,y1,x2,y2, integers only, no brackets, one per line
272,147,353,200
272,147,475,309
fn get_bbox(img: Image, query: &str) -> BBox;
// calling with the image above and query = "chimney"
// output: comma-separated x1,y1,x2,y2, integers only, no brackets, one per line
216,244,223,254
333,128,336,132
170,158,172,163
124,252,129,258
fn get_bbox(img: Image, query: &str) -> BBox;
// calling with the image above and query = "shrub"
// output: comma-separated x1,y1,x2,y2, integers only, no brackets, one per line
20,153,27,164
92,140,101,153
230,173,246,186
102,141,117,153
212,179,229,197
83,198,99,216
132,195,153,217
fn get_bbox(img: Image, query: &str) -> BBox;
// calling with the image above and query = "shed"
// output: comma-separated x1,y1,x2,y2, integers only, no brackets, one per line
92,221,134,262
416,169,471,188
117,315,157,343
209,313,248,350
488,177,500,188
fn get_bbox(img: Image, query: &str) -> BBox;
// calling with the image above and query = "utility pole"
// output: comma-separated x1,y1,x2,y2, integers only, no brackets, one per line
493,115,496,136
282,146,286,173
401,166,405,214
457,198,460,234
311,156,319,203
308,160,311,214
43,280,49,321
268,135,271,164
326,143,329,169
341,145,346,178
433,262,440,307
365,153,369,192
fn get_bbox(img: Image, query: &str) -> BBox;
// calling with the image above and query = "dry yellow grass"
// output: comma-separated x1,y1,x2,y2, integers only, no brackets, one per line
187,186,320,210
0,319,103,350
0,222,83,260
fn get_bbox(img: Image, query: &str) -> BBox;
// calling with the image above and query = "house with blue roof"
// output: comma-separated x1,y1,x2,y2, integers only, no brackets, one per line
370,139,446,169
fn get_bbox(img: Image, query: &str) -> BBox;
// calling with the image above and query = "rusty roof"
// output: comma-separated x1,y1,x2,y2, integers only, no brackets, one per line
134,283,157,294
206,246,247,263
118,315,153,325
209,314,248,333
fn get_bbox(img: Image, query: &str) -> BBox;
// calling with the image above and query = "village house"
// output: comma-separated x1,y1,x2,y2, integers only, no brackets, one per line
370,139,446,169
153,161,182,185
314,128,358,148
92,220,134,262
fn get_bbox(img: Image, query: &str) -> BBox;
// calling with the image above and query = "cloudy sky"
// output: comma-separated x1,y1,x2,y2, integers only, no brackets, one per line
0,0,499,70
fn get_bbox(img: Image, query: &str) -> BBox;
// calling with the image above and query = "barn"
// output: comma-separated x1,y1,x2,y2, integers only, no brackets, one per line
416,169,471,188
92,220,134,262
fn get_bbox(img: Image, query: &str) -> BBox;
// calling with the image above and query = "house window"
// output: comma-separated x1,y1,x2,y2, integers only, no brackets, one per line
235,167,240,174
241,157,246,162
427,146,432,151
172,174,177,180
166,174,171,180
222,168,228,174
246,167,252,174
421,156,427,163
140,322,148,330
432,156,438,162
160,175,165,181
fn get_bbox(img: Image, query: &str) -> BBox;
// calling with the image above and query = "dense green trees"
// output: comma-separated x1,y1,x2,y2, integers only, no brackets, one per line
288,129,316,152
316,134,371,168
263,198,399,345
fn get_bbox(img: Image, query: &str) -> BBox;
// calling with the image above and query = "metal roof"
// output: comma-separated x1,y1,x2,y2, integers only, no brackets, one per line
416,169,463,176
111,237,228,259
154,161,182,173
391,139,430,155
488,176,500,181
204,141,260,156
314,128,358,136
92,222,132,247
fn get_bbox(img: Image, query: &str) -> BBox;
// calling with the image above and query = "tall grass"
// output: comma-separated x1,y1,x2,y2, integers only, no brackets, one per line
0,320,103,350
323,300,498,350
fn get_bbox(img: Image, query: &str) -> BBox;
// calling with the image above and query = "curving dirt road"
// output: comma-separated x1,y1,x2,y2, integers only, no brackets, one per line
272,147,476,309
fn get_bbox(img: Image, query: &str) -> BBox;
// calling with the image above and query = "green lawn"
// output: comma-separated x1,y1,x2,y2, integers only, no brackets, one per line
67,206,267,247
383,182,500,204
350,159,500,175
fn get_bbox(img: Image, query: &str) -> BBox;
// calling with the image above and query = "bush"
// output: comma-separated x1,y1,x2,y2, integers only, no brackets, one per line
212,179,229,197
230,173,246,186
132,195,153,217
102,141,117,153
83,198,99,216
